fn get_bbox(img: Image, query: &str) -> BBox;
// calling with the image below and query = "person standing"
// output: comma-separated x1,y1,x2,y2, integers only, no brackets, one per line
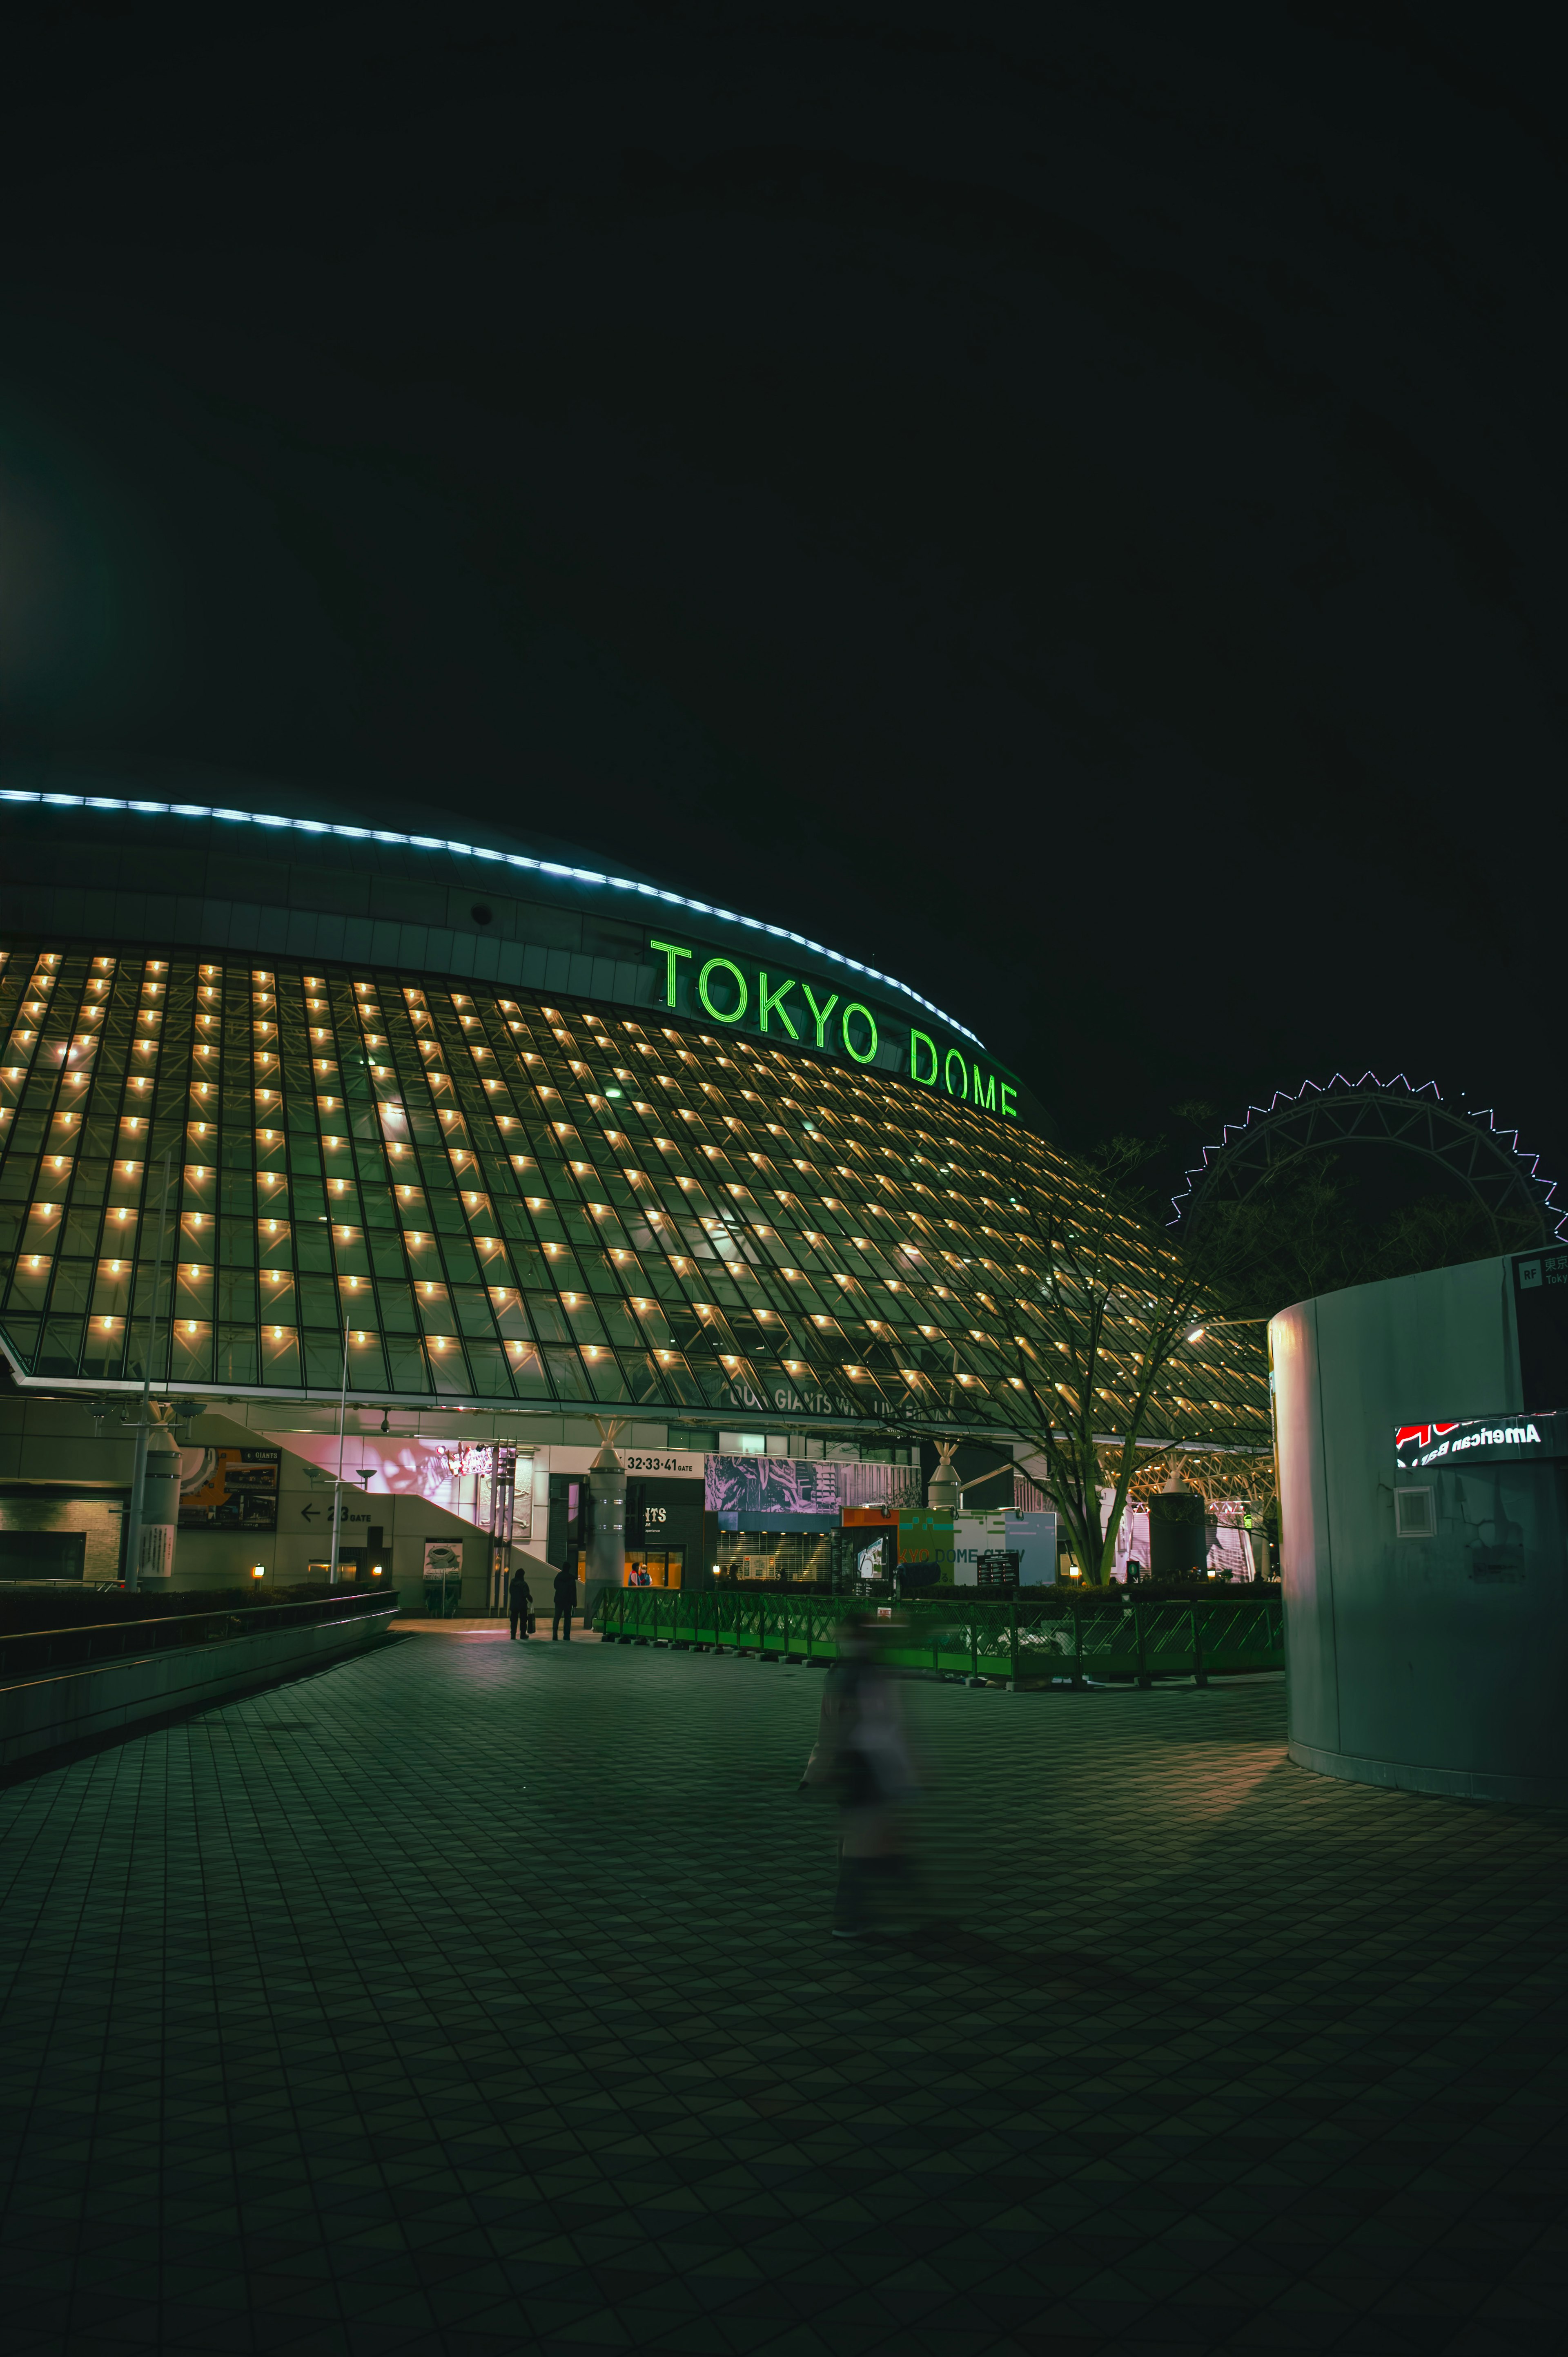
551,1563,577,1641
800,1614,920,1937
508,1562,533,1641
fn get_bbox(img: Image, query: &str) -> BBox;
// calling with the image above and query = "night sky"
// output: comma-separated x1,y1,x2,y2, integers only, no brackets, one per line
1,5,1563,1181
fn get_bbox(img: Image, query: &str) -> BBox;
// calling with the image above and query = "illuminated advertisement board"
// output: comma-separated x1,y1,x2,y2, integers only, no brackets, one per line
706,1455,842,1524
178,1446,280,1530
1394,1415,1567,1472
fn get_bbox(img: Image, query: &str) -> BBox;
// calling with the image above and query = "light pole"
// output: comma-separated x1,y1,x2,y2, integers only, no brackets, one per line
121,1146,175,1592
328,1318,350,1585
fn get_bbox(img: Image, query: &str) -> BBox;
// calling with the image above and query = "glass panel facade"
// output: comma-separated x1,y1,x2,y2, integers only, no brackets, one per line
0,941,1268,1443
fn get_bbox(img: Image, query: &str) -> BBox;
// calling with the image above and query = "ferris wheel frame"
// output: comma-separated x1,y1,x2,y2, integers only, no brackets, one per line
1169,1073,1564,1246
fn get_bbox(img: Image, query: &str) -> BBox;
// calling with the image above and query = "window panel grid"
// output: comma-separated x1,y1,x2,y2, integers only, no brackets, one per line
0,943,1270,1435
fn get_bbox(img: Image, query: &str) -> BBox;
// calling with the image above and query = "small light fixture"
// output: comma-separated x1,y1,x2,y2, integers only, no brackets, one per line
1186,1326,1205,1344
252,1563,265,1580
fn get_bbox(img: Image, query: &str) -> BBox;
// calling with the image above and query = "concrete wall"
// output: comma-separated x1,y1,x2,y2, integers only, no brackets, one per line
0,1492,123,1583
0,1400,519,1610
1273,1255,1568,1804
186,1411,510,1611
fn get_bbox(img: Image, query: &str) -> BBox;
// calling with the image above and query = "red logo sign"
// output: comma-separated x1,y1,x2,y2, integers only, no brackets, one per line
1394,1423,1459,1453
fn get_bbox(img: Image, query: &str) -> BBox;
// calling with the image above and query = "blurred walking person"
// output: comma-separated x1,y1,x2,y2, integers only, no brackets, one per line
801,1614,920,1938
552,1563,578,1641
508,1561,533,1641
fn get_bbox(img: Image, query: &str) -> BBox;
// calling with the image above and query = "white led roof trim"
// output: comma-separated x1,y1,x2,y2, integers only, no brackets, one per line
0,789,986,1050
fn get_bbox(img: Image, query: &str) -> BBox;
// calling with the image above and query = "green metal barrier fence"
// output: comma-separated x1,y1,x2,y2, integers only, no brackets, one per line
595,1587,1283,1685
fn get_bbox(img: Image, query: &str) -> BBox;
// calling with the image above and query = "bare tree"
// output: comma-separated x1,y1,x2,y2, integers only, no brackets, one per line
951,1135,1267,1586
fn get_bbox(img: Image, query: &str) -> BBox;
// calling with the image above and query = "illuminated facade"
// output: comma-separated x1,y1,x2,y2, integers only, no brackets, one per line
0,783,1267,1452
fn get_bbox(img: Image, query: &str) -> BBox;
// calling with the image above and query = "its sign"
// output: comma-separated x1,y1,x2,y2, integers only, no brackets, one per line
647,937,1017,1116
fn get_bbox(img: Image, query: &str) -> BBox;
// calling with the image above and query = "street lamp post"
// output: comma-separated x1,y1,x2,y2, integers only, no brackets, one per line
328,1319,350,1585
120,1146,175,1592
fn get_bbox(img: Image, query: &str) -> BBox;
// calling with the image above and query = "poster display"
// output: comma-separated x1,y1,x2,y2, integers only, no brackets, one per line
705,1455,841,1521
178,1447,280,1531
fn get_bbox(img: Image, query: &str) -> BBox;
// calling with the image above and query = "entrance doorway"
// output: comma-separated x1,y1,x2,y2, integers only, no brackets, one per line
619,1547,684,1589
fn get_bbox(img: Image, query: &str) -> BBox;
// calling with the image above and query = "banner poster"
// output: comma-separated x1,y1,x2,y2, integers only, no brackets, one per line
423,1539,463,1576
704,1456,842,1518
178,1447,280,1530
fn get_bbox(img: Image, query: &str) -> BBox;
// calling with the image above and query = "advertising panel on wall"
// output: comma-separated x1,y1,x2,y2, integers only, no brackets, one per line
1394,1413,1567,1471
178,1447,280,1531
706,1454,842,1529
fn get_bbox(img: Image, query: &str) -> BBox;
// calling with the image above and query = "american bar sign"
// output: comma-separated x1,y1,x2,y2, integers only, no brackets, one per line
647,938,1018,1116
1394,1414,1567,1471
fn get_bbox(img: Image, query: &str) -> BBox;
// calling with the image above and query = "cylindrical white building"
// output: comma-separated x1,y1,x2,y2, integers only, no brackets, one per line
1272,1247,1568,1805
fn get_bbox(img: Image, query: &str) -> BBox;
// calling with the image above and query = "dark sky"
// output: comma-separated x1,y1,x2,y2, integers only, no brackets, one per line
1,3,1564,1180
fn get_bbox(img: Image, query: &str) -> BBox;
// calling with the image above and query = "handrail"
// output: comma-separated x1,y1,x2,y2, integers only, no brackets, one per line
0,1590,397,1684
0,1591,393,1647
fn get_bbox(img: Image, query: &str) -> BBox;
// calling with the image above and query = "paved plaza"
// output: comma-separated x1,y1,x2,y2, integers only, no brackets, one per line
2,1635,1566,2355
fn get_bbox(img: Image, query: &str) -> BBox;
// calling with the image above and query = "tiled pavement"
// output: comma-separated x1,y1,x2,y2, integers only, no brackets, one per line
2,1638,1566,2357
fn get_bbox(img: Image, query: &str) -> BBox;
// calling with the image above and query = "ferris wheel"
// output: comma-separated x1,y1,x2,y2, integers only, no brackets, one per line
1169,1073,1564,1245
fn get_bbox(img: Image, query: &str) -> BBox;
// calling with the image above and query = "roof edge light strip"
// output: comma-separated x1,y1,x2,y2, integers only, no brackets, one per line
5,792,985,1047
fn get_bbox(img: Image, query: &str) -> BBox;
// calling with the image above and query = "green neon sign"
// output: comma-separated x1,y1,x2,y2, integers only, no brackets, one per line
648,936,1018,1117
758,973,797,1037
802,983,837,1047
842,1003,878,1064
697,956,747,1024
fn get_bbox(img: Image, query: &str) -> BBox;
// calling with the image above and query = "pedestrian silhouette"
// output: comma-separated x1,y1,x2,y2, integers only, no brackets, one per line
508,1562,533,1640
801,1613,921,1937
552,1563,577,1641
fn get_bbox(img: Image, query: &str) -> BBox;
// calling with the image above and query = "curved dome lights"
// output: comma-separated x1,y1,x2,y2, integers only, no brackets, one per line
0,787,985,1051
1169,1072,1565,1244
